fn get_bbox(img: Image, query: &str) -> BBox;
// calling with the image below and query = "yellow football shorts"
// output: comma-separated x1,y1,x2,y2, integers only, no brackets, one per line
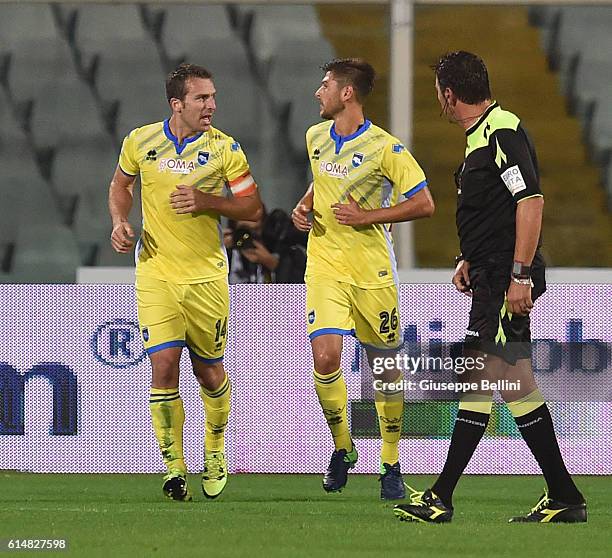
306,279,402,351
136,275,229,363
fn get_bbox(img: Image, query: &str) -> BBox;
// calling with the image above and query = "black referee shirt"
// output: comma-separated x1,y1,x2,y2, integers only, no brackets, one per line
455,102,543,264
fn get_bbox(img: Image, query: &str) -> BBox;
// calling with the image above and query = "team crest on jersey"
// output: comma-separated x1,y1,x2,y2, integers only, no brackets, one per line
319,161,349,179
230,141,241,151
352,152,365,168
197,151,210,165
159,158,196,174
392,143,405,153
308,310,315,324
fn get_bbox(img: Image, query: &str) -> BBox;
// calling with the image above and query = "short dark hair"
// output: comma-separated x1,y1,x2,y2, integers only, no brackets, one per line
321,58,375,102
433,51,491,104
165,63,213,102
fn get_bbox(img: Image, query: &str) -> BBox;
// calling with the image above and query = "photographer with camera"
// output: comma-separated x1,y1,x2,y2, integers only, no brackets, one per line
226,207,307,284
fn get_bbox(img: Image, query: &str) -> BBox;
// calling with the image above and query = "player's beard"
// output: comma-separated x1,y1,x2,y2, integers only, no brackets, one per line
320,98,344,120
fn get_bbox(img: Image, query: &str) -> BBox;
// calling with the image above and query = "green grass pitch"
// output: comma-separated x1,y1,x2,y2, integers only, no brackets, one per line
2,473,610,557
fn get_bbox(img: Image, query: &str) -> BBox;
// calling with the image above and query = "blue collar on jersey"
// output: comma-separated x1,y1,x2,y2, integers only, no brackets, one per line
329,119,371,154
163,119,203,155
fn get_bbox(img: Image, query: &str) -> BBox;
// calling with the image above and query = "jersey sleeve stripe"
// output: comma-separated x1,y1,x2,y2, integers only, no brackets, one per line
119,165,137,177
402,179,427,199
229,173,257,196
516,193,544,203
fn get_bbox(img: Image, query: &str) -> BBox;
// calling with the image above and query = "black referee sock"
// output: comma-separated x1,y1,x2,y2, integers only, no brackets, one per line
432,408,490,508
513,403,584,505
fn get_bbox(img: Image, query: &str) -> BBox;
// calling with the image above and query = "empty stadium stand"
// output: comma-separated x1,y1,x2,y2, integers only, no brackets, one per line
531,5,612,204
0,2,334,281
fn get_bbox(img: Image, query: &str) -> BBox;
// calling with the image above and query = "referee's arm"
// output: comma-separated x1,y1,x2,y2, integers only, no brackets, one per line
514,195,544,266
495,126,544,315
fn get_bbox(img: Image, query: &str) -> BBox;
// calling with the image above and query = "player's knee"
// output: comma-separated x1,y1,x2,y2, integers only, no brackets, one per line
150,355,180,387
313,351,341,375
193,361,225,391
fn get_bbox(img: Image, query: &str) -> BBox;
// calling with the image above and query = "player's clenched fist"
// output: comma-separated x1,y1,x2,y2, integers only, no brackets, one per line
292,202,312,231
111,221,135,253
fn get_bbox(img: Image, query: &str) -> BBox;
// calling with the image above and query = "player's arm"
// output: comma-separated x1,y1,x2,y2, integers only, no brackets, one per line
170,184,263,221
332,187,434,226
291,182,314,231
109,165,137,253
170,140,263,220
333,139,434,226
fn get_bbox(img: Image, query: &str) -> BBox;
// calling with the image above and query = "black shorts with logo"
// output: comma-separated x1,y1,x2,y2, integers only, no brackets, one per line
464,252,546,365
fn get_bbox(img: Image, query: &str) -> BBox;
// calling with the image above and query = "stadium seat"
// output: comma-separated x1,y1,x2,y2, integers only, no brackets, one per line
569,59,611,127
3,35,101,146
29,77,106,148
6,39,76,97
74,36,166,140
555,7,612,87
0,4,58,43
529,5,561,54
267,38,334,149
51,141,117,199
246,6,325,64
161,4,233,58
0,141,41,248
7,170,80,282
12,222,81,283
590,101,612,160
71,3,149,44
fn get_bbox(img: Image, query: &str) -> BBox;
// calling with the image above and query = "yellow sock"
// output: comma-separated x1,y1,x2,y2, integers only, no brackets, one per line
313,369,352,451
149,388,186,474
199,374,231,454
374,373,404,465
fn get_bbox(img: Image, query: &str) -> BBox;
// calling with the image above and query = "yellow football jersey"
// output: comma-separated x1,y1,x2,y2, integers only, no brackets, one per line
305,120,426,288
119,120,257,284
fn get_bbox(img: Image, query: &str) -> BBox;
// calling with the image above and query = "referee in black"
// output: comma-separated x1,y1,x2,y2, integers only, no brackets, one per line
394,51,586,524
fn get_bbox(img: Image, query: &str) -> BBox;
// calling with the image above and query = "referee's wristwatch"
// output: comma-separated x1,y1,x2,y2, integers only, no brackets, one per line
454,254,464,267
511,261,532,285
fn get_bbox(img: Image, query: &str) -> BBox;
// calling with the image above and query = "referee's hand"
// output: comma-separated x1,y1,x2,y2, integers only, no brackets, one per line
452,260,471,295
506,281,533,316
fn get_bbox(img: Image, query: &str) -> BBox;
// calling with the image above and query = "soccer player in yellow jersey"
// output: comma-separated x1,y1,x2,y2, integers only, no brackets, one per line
292,59,435,498
108,64,262,501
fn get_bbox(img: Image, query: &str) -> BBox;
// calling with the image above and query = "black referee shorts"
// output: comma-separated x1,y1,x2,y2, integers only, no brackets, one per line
463,253,546,365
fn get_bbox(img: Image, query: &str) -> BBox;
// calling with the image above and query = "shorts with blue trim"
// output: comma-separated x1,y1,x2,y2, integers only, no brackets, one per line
306,279,401,351
136,275,229,363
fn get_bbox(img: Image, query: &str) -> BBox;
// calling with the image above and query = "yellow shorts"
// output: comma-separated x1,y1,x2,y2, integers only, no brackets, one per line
306,279,401,350
136,275,229,363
